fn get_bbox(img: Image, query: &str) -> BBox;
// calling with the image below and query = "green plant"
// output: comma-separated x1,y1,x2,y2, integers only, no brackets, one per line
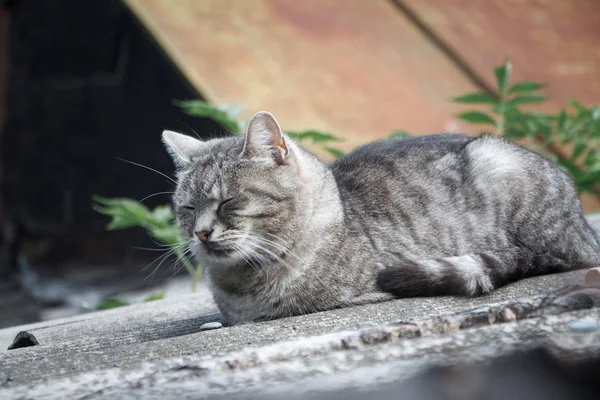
93,292,166,311
389,130,412,139
289,130,345,158
93,196,202,292
173,100,247,134
451,61,600,195
175,100,346,155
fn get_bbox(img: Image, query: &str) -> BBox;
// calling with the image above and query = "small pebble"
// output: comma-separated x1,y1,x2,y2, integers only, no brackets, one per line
200,322,223,331
585,267,600,284
568,319,599,333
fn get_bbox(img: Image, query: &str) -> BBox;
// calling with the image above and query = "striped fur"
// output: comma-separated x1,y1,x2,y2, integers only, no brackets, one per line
163,112,600,324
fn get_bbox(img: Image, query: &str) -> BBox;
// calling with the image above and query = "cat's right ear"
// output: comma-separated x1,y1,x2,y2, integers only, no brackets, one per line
162,130,205,167
242,111,289,165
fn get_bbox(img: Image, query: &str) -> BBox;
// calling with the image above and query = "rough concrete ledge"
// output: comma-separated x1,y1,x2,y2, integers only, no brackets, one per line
1,213,599,399
1,274,599,399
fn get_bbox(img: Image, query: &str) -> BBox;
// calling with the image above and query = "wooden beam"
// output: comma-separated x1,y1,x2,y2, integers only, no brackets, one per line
400,0,600,110
124,0,482,149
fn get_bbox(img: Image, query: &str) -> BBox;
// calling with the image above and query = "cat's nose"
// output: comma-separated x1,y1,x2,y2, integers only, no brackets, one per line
195,230,213,242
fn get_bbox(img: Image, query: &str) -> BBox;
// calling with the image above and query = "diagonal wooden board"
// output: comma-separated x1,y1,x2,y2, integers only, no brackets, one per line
400,0,600,110
123,0,482,150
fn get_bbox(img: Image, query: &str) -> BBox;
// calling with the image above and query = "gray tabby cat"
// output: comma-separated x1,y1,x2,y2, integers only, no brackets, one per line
162,111,600,324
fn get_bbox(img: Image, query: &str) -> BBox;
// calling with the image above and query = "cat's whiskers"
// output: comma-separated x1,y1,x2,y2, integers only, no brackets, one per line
141,247,177,283
230,243,260,273
150,240,185,248
168,247,196,280
217,232,287,259
215,231,297,273
138,191,175,204
140,243,184,271
139,241,190,284
223,235,272,273
249,233,294,256
117,157,176,186
246,233,302,265
240,237,290,268
219,231,289,253
261,232,298,251
133,246,179,252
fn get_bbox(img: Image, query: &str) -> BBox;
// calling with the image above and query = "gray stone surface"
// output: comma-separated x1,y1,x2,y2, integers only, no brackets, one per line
0,269,595,399
1,282,599,399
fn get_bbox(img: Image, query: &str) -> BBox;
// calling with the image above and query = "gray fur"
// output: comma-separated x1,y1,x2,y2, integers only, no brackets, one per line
162,111,600,324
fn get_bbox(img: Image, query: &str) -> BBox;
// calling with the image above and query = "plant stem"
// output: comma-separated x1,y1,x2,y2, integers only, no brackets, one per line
495,85,508,136
191,265,203,293
172,247,196,277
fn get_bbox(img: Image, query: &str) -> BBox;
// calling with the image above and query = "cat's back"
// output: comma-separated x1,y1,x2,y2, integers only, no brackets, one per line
327,132,564,221
329,133,475,179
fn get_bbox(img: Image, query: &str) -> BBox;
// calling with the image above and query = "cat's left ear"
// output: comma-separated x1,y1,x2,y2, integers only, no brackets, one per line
242,111,289,164
162,130,206,167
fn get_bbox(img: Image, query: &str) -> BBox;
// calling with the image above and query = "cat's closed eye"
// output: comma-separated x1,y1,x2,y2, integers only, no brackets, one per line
217,198,235,212
181,205,195,211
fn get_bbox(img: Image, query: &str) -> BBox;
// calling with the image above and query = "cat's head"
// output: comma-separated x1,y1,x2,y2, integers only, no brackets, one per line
162,111,318,267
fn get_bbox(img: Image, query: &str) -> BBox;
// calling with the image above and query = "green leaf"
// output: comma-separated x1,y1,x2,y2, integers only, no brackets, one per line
149,226,183,246
173,100,242,134
93,195,198,287
494,61,512,96
457,111,496,125
568,99,588,114
556,109,568,132
144,293,166,302
508,81,546,94
218,103,246,119
503,128,527,139
576,170,600,185
324,147,345,158
571,143,587,161
151,205,175,225
507,93,548,106
388,130,412,139
453,92,497,104
95,299,130,310
585,151,600,167
92,196,183,247
587,161,600,174
93,196,154,230
293,130,342,144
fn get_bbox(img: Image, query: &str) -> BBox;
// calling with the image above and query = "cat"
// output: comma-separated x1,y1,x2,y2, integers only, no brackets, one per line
162,111,600,324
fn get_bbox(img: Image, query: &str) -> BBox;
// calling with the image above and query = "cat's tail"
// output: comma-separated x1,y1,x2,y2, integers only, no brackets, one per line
376,248,595,297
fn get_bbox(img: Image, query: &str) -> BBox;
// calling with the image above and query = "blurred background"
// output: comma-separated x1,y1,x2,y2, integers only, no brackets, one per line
0,0,599,328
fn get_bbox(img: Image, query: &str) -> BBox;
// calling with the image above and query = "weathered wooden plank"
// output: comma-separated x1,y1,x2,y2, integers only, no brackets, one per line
0,295,219,356
400,0,600,109
1,275,597,399
123,0,482,149
0,270,585,387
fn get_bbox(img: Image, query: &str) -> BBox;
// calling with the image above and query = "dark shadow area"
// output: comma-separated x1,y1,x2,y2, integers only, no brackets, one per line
0,0,224,327
135,313,225,343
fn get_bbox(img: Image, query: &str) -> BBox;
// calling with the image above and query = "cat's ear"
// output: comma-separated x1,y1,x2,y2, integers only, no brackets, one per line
242,111,289,164
162,130,205,167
